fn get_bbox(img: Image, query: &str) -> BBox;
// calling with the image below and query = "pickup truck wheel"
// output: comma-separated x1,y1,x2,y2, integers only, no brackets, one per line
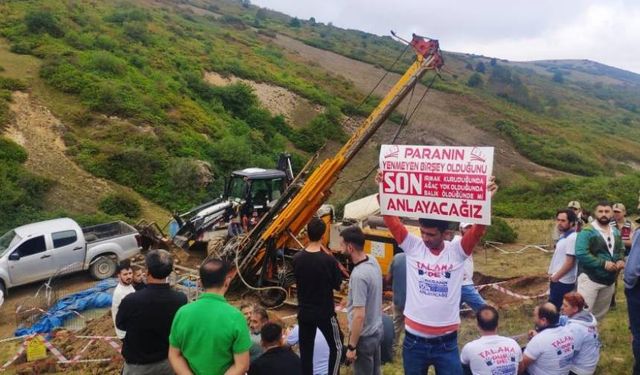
89,256,117,280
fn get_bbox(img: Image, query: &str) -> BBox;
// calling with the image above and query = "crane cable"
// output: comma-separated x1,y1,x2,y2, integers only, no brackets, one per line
350,43,411,115
341,72,440,204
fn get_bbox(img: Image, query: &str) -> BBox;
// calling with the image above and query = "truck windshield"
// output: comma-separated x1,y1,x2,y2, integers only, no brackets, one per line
0,230,22,257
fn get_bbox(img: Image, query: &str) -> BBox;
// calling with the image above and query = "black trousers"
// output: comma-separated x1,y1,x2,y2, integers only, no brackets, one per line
298,315,343,375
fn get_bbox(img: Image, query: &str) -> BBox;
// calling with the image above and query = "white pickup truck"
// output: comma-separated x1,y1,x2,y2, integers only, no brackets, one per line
0,218,141,296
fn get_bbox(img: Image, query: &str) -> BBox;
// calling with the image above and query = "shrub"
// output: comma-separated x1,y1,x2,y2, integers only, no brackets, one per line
0,137,28,163
86,51,127,76
213,83,258,118
475,62,486,74
25,10,65,38
467,73,483,88
289,17,301,28
99,192,141,218
484,217,518,243
553,71,564,83
10,41,35,55
0,160,53,232
0,77,28,91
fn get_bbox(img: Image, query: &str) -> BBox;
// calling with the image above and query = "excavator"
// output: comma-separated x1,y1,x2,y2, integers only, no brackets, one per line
197,33,445,305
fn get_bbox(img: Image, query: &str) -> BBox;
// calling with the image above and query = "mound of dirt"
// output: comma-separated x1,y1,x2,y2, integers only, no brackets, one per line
473,272,516,286
479,275,549,308
52,314,122,374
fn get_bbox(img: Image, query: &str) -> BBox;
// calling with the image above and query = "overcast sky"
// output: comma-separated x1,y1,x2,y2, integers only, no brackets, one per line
251,0,640,74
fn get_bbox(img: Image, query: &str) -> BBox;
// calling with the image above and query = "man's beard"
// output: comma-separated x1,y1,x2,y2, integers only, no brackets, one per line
596,216,610,225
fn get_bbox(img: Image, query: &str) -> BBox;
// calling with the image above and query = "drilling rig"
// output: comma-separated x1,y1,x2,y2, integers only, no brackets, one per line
203,34,444,305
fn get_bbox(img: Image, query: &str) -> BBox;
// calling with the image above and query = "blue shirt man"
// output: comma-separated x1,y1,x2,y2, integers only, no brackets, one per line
624,229,640,375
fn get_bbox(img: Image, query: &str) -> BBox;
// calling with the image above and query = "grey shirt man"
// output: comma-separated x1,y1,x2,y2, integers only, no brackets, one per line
348,256,383,336
347,256,383,375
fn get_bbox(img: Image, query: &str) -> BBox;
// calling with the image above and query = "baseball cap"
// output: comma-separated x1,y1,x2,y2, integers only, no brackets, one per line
612,203,626,212
567,201,581,209
459,222,473,229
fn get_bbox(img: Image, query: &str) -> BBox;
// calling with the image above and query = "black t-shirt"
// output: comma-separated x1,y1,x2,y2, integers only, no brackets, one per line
248,346,302,375
293,249,342,321
116,284,188,364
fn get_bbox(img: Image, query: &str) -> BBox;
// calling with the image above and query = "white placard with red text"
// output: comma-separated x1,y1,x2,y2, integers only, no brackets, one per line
379,145,494,225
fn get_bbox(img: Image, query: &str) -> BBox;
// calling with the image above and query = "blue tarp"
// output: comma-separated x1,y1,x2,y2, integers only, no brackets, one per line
179,279,197,288
15,278,117,337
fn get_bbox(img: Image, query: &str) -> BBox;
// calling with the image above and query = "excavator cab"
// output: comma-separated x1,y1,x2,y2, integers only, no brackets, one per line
225,152,294,219
225,168,287,216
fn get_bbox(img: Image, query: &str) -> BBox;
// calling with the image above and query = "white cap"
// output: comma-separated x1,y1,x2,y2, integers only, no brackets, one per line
460,222,473,228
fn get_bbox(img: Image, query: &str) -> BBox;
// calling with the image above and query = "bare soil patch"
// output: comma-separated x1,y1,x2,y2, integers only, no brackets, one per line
4,92,169,224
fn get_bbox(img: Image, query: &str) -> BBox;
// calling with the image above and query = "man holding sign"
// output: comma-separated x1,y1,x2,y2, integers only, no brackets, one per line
376,144,497,375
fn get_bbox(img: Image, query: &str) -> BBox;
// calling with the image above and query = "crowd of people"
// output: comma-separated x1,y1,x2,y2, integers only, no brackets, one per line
107,175,640,375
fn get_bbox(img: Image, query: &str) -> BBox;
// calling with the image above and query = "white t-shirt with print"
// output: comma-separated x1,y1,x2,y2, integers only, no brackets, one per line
567,316,600,375
548,231,578,284
460,335,522,375
524,325,575,375
401,234,468,329
111,283,135,339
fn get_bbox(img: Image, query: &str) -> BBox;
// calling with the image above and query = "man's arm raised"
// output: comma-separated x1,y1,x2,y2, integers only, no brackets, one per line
376,170,409,244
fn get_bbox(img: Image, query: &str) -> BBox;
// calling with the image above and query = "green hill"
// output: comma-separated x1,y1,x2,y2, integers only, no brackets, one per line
0,0,639,228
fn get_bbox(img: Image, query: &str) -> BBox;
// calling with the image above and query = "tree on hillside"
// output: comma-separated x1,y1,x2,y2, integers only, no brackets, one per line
490,58,497,66
553,71,564,84
240,0,251,8
475,62,486,74
255,8,267,21
467,73,483,88
465,62,474,71
309,17,316,25
25,10,64,38
289,17,301,27
489,65,512,84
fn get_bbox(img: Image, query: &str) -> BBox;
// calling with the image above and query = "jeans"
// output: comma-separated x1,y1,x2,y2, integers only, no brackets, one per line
549,281,575,310
353,327,383,375
626,285,640,375
461,284,486,312
403,331,462,375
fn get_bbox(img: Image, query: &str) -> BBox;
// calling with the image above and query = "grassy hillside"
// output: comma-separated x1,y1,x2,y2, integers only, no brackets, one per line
0,0,367,213
220,0,640,177
0,0,639,221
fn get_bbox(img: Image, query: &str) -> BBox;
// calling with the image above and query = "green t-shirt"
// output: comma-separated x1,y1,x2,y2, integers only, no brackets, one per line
169,293,252,375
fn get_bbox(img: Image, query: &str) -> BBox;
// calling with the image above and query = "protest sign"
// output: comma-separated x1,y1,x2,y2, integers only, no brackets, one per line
379,145,494,224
